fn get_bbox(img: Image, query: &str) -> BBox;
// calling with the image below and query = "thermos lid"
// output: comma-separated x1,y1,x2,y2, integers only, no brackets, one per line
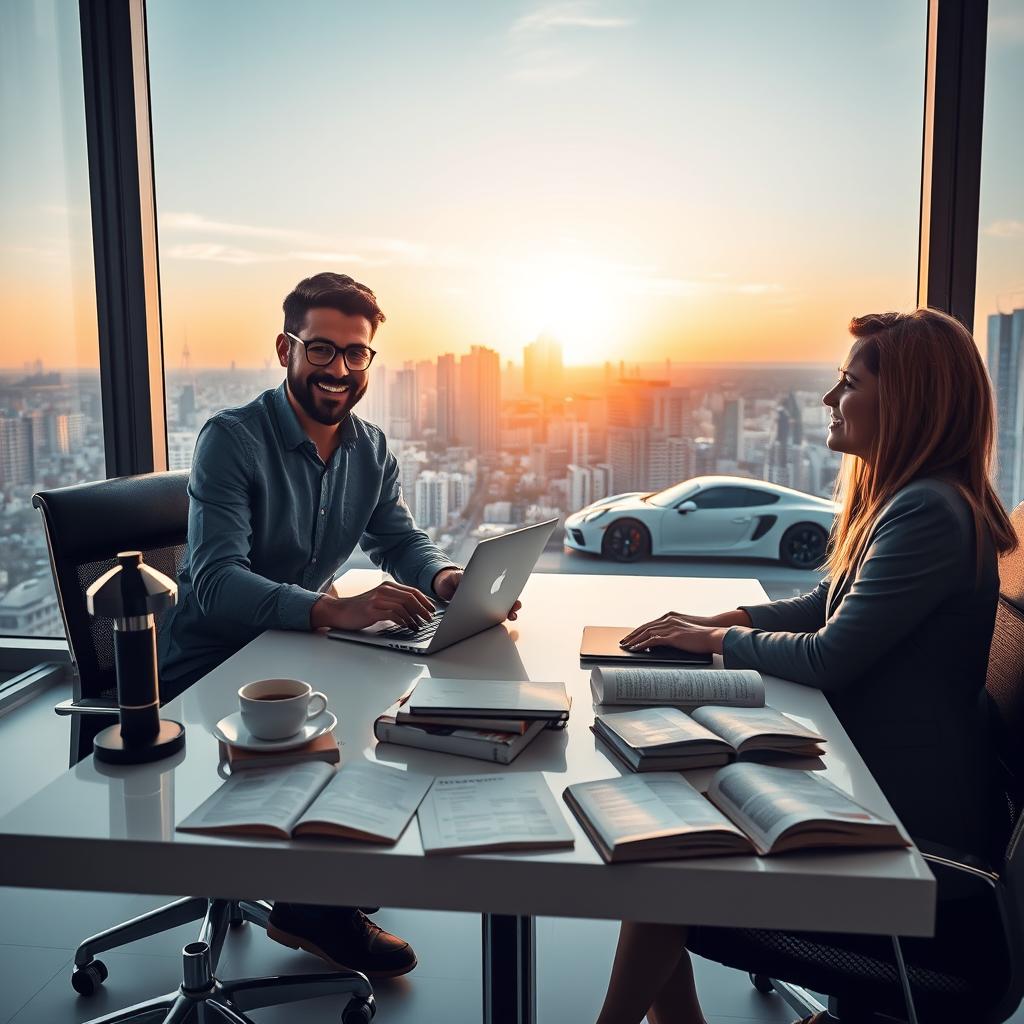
86,550,178,619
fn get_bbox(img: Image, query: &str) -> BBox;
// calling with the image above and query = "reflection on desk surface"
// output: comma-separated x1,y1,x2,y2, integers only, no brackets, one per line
183,623,531,729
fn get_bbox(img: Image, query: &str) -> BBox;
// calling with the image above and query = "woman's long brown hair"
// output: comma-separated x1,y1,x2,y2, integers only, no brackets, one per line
826,308,1017,582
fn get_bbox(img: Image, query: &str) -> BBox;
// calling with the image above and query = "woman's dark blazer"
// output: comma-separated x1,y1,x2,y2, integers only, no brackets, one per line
723,478,1001,857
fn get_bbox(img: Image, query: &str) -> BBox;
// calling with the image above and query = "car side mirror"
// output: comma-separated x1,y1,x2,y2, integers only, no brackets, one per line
677,501,698,514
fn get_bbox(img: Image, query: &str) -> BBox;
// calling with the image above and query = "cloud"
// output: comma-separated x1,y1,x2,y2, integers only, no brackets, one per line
289,250,367,263
0,243,65,263
162,243,275,265
160,213,451,268
507,3,631,81
511,3,633,35
160,221,460,270
160,211,312,243
985,219,1024,239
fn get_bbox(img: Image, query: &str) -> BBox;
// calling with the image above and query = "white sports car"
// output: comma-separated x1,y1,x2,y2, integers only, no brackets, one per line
564,476,838,568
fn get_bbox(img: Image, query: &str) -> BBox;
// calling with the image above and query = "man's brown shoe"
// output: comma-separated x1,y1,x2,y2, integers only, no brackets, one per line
267,904,417,978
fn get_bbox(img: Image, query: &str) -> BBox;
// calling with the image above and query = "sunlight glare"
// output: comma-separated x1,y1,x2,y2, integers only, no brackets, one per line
504,254,626,364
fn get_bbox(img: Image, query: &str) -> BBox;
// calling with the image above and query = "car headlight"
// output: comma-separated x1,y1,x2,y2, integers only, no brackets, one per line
583,507,610,523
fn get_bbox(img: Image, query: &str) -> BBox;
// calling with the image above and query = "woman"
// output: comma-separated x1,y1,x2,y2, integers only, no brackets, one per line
596,309,1017,1024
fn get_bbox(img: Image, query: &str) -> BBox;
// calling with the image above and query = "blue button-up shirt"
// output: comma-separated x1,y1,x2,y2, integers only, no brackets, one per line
157,384,456,688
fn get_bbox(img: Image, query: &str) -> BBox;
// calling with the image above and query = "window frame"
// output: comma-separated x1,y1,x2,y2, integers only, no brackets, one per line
0,0,992,666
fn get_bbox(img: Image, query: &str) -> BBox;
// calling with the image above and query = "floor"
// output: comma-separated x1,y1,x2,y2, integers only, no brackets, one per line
1,684,1021,1024
0,889,804,1024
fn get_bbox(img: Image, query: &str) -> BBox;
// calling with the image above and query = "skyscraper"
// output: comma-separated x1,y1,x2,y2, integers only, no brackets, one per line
414,470,449,528
0,416,34,486
566,464,592,511
988,308,1024,507
362,364,389,429
416,359,436,433
458,346,501,454
714,395,745,464
436,353,458,443
764,393,802,487
606,381,694,492
523,334,564,398
389,363,418,440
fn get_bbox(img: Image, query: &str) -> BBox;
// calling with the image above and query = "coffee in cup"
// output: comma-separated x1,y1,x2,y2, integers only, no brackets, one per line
238,678,328,740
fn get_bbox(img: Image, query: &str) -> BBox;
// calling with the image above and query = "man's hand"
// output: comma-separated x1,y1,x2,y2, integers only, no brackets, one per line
620,612,728,656
310,582,435,632
431,567,522,621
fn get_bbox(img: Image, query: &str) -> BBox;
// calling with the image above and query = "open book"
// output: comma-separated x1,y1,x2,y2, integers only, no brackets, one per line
177,760,433,843
564,763,908,863
594,705,824,771
417,772,575,855
590,666,765,709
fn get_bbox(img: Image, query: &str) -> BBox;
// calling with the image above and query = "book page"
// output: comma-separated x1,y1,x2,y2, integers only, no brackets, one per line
691,705,824,749
296,760,434,842
590,667,764,707
597,707,727,752
568,773,746,848
178,762,335,836
707,763,890,852
417,772,574,853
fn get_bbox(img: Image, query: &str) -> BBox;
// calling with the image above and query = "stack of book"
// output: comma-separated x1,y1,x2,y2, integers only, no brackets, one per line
374,676,571,764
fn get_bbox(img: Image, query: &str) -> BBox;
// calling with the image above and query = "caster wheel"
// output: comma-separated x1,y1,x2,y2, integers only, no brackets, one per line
72,960,109,996
342,994,376,1023
749,972,774,994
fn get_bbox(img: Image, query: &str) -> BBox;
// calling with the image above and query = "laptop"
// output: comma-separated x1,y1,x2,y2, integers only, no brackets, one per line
327,518,559,654
579,626,713,666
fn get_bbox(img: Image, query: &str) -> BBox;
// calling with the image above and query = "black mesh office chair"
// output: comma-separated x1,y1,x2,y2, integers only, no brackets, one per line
688,503,1024,1024
32,473,376,1023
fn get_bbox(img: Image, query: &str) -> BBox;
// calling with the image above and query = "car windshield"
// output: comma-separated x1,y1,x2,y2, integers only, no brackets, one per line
645,481,697,508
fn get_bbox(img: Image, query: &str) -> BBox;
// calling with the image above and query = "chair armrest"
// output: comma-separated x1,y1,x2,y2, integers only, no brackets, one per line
917,838,1000,887
54,698,120,718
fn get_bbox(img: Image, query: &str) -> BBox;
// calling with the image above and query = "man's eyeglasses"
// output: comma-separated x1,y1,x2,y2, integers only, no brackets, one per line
285,331,377,371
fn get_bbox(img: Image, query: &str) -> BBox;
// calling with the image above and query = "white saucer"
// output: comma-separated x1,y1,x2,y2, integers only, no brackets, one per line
213,709,338,752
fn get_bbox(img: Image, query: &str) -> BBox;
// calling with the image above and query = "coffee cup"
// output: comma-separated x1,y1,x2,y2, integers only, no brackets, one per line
238,678,328,740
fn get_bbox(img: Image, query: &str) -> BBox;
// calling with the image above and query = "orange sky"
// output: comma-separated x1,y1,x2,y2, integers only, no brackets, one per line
10,0,1002,375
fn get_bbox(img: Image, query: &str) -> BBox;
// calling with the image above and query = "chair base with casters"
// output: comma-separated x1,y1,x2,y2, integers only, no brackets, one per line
749,971,897,1024
72,897,375,1024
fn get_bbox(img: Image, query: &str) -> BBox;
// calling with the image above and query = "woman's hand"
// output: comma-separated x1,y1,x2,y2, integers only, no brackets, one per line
620,612,732,656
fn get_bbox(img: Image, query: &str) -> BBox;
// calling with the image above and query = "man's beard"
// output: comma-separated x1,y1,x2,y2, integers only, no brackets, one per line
288,366,367,425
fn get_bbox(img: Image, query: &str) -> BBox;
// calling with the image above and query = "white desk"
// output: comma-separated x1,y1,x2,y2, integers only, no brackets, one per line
0,572,935,1022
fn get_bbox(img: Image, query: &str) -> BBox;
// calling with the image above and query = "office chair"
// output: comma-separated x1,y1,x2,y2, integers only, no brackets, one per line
33,471,192,767
687,503,1024,1024
32,473,376,1023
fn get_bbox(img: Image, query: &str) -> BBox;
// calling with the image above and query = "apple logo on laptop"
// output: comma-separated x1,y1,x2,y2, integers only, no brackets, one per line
490,569,507,595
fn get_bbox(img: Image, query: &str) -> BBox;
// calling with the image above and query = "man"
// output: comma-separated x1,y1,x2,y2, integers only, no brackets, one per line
158,271,516,978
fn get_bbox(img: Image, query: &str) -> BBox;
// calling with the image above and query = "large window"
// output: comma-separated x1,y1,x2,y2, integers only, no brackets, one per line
0,1,102,637
977,0,1024,513
147,1,925,598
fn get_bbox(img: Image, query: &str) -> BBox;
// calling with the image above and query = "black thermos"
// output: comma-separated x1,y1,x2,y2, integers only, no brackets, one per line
86,551,185,764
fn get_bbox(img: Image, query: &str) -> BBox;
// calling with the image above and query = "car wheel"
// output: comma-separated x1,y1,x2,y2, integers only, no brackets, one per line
602,518,651,562
779,523,828,569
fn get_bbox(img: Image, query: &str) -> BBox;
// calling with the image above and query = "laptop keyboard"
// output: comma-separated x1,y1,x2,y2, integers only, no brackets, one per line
378,608,445,642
